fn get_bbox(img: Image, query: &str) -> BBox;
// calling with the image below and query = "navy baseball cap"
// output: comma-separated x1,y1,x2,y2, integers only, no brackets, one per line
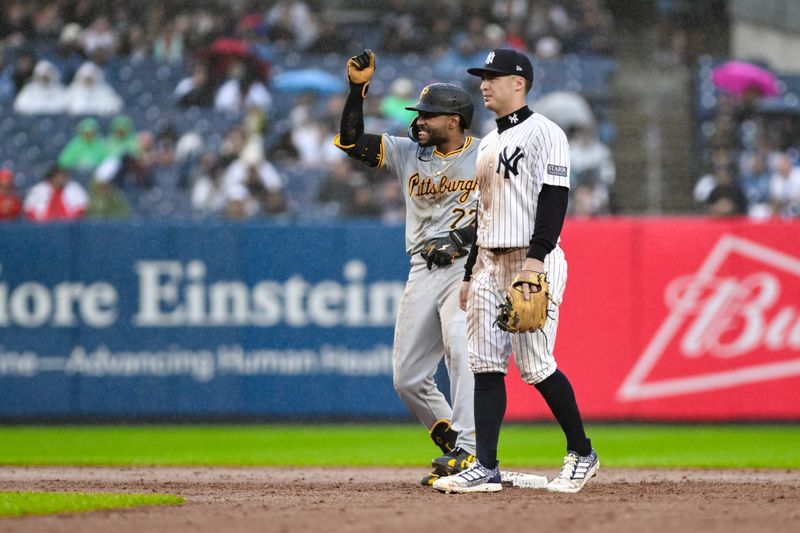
467,49,534,82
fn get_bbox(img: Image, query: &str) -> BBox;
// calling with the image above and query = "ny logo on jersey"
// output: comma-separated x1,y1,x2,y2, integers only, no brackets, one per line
496,146,524,179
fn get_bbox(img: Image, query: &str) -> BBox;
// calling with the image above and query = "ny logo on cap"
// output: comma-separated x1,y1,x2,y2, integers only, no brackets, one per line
486,51,495,64
516,65,523,71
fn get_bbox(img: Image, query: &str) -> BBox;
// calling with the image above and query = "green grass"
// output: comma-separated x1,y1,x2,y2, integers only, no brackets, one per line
0,491,183,517
0,424,798,468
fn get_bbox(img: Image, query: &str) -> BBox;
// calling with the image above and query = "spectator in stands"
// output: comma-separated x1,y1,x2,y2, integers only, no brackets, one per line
769,153,800,218
491,0,528,23
32,3,62,40
504,21,528,51
0,168,21,220
0,44,15,102
106,115,141,158
152,123,179,168
265,1,318,51
223,144,285,216
739,151,772,218
568,124,616,214
306,19,349,54
82,16,117,64
13,59,67,114
153,19,185,64
85,158,132,219
380,78,416,128
214,59,271,115
382,14,426,54
534,35,563,60
526,1,574,52
426,18,456,56
23,165,88,222
379,178,405,224
64,61,123,116
58,118,108,171
218,124,248,167
317,159,362,216
174,62,215,108
11,48,36,96
289,100,343,169
223,183,258,219
347,188,382,218
53,23,86,84
110,136,155,191
0,2,35,48
117,22,150,62
701,164,748,217
570,181,599,218
573,0,614,56
484,24,509,51
191,158,227,217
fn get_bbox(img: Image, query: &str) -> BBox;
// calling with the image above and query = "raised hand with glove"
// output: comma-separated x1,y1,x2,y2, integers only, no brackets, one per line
346,49,375,97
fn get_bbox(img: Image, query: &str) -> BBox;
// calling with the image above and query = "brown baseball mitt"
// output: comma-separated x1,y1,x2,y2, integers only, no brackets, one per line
495,271,550,333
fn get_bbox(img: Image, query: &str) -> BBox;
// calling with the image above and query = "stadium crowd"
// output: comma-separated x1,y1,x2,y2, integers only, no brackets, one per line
13,0,781,223
0,0,622,222
694,67,800,219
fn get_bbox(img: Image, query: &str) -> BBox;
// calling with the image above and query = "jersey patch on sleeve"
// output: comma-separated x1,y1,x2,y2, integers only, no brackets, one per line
547,164,568,178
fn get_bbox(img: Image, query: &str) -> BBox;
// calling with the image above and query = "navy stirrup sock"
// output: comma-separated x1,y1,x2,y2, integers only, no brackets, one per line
535,369,591,456
473,372,506,469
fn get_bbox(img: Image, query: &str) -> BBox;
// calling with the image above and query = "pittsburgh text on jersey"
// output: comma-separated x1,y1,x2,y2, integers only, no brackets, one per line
408,173,477,203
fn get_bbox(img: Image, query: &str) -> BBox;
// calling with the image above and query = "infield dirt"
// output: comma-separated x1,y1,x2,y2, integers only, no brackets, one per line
1,467,798,532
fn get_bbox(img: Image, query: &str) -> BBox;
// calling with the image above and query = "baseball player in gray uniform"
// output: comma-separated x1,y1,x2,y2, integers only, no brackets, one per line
334,50,478,485
433,49,598,494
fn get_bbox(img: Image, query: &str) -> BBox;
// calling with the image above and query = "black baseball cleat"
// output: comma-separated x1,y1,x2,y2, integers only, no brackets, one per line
431,448,476,476
421,449,475,486
420,472,440,486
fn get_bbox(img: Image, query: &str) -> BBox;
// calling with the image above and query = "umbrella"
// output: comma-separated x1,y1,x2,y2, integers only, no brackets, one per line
711,61,779,97
531,91,595,129
197,38,270,81
272,68,345,94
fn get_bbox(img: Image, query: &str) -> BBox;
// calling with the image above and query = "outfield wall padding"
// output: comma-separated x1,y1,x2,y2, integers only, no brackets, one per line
1,218,798,421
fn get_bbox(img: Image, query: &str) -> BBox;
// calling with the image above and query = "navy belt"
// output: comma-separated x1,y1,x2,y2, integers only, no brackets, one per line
488,247,525,255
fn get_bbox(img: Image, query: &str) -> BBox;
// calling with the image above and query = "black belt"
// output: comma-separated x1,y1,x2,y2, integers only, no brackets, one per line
488,247,525,255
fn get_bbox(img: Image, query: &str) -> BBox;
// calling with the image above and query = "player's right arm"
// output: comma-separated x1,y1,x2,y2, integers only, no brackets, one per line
333,49,385,168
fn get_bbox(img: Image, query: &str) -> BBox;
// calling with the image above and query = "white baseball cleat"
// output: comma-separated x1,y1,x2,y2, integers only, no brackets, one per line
546,449,599,493
432,459,503,493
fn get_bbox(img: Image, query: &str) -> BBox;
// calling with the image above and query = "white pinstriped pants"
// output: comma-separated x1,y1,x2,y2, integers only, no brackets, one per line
466,246,567,384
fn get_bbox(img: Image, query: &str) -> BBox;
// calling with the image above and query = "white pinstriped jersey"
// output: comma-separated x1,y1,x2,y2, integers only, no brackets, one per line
382,135,479,255
475,113,570,248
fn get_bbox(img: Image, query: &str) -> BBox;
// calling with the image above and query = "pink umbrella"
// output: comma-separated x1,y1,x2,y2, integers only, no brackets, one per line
711,61,779,97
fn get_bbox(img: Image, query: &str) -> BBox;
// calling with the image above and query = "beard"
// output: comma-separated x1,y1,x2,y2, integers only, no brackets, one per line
417,127,448,148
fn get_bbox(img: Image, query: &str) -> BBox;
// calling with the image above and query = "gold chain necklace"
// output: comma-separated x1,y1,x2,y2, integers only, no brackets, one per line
430,141,469,178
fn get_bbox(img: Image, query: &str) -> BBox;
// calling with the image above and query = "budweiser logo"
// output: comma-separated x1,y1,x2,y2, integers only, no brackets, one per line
619,235,800,401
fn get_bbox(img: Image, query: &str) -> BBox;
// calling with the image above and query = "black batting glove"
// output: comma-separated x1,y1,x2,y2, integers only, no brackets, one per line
421,230,470,270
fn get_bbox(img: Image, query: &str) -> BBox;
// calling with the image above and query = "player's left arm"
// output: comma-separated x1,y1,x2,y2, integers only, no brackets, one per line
333,50,384,167
520,127,570,299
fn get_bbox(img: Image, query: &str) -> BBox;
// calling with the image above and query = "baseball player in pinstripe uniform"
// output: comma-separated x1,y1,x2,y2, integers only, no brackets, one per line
433,49,599,494
334,50,478,485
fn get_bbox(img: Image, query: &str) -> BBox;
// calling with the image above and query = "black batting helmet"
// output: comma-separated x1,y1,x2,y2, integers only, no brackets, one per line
405,83,474,142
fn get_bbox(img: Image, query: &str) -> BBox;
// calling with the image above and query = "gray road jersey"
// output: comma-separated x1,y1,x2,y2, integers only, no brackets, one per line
381,134,480,255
